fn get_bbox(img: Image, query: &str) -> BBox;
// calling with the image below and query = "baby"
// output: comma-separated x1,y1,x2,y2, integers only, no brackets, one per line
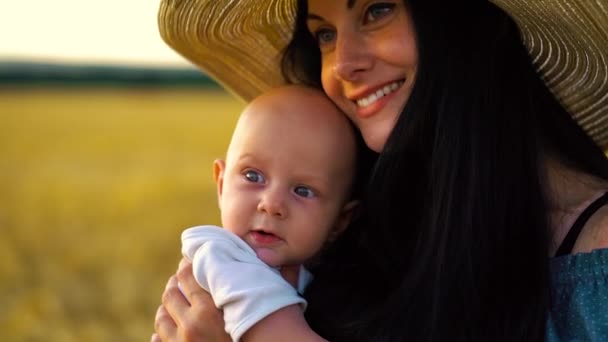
181,85,360,341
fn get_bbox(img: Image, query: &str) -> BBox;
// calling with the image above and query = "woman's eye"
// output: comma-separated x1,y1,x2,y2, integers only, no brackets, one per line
244,170,264,183
364,3,395,23
294,186,315,198
314,28,336,45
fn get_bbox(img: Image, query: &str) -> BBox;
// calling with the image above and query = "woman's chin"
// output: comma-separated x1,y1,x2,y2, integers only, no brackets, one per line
363,133,387,153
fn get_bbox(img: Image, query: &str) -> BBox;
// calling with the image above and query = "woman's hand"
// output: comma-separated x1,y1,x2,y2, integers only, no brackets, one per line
152,258,231,342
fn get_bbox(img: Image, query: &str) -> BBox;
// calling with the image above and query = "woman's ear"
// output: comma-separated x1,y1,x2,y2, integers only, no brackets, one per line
213,159,226,208
329,200,359,242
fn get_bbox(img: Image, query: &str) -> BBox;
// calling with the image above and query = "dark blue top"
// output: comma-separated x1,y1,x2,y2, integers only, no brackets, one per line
547,248,608,341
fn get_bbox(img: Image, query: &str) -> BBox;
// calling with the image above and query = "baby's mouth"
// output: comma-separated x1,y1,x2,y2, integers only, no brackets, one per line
250,230,281,244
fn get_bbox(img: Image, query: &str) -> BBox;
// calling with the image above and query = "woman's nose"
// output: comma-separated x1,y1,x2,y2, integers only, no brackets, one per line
333,32,373,82
257,188,287,218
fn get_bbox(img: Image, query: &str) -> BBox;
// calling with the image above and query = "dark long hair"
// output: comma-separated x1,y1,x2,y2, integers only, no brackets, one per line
283,0,608,341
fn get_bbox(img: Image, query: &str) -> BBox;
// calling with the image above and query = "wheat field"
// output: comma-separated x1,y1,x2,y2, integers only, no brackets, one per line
0,88,244,341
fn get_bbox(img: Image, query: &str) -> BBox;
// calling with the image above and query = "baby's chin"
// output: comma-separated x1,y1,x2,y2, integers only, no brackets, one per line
255,248,283,268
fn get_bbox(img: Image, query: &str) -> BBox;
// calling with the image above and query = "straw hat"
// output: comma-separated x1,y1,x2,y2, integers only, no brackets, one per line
158,0,608,149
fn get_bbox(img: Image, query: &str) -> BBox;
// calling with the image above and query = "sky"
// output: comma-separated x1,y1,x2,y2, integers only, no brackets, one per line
0,0,191,67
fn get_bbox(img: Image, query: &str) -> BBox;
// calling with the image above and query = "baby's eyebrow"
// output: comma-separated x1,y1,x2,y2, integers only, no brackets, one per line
296,174,332,191
235,153,258,162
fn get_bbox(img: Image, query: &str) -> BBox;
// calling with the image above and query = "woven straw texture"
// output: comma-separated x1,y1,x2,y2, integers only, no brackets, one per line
158,0,608,149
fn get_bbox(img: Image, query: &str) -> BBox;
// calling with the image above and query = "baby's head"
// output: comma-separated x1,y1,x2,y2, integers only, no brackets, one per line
214,85,358,267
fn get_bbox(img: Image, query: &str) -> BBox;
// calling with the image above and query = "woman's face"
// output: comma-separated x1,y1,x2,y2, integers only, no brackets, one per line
306,0,418,152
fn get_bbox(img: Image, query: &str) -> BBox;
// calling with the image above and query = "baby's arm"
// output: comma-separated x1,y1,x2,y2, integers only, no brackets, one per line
241,264,325,341
242,304,327,342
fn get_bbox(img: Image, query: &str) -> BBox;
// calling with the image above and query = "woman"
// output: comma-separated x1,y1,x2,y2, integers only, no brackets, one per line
154,0,608,340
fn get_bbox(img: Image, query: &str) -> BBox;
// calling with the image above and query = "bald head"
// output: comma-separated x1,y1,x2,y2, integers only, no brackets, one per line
224,84,358,200
228,85,356,168
236,85,353,143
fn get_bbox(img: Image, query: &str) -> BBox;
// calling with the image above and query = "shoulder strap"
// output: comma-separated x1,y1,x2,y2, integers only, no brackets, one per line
555,192,608,257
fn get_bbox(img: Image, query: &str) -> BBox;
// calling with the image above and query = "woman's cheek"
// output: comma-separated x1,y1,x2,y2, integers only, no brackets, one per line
321,61,347,102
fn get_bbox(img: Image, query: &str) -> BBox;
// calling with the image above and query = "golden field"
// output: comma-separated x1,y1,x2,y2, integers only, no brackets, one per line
0,88,244,341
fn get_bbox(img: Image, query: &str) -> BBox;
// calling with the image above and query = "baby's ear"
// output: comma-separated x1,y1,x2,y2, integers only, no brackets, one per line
213,159,226,208
329,200,359,242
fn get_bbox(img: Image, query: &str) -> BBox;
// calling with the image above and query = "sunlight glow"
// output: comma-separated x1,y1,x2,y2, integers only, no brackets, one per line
0,0,190,67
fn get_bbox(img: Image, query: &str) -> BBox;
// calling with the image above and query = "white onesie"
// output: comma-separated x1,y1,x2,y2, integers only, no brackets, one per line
182,225,312,342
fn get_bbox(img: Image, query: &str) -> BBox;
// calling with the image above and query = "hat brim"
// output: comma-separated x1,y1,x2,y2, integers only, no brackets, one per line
158,0,608,150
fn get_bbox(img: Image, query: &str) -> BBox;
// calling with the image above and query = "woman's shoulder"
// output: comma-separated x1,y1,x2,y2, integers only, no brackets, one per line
572,204,608,253
548,244,608,341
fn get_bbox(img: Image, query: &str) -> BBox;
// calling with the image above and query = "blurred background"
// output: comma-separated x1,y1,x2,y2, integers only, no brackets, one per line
0,0,244,340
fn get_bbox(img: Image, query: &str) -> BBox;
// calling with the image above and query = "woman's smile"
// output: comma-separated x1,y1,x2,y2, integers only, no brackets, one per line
351,79,406,118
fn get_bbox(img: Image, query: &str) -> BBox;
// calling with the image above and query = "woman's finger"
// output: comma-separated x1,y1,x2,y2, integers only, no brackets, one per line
178,256,190,271
160,258,231,341
176,258,207,306
162,275,191,325
184,291,231,342
154,304,176,341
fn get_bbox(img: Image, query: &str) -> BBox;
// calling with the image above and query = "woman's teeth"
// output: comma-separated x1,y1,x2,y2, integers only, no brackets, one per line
356,80,404,108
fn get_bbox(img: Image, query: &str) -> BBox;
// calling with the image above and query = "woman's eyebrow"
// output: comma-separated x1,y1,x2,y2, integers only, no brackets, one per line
307,13,324,21
308,0,357,21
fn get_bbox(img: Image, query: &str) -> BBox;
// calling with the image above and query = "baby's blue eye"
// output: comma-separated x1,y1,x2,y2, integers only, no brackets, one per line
244,170,264,183
294,186,315,198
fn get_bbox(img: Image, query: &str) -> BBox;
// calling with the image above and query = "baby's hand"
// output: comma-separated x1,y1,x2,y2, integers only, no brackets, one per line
280,264,300,288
